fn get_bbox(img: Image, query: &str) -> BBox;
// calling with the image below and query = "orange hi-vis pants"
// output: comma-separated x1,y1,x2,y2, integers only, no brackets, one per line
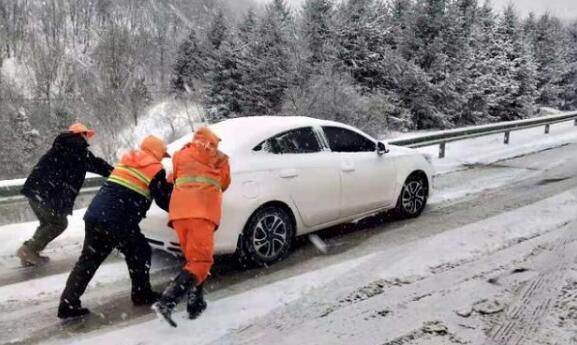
172,218,216,284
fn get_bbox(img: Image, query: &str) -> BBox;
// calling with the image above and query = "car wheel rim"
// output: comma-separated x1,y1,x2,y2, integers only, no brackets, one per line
401,180,426,215
252,215,288,259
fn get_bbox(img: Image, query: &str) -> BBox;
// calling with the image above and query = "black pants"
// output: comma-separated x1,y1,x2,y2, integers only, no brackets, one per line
60,222,153,308
25,199,68,253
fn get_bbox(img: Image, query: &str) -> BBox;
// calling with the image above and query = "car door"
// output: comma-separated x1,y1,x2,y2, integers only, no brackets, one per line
255,127,341,227
321,126,397,218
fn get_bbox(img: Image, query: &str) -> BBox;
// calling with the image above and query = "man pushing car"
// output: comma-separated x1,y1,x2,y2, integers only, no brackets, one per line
153,127,230,327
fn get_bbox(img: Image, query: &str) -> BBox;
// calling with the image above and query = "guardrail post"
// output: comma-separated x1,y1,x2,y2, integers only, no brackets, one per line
439,142,446,159
504,131,510,145
574,119,577,126
545,124,550,134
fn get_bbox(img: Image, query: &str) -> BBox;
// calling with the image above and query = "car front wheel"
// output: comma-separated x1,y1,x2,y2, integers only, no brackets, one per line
393,174,428,218
237,205,295,268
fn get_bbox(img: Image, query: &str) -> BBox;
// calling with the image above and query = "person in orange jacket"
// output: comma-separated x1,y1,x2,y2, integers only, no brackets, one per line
153,127,230,327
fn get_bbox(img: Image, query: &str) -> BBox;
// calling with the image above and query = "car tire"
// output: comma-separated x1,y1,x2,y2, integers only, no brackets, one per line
393,173,428,219
237,205,295,268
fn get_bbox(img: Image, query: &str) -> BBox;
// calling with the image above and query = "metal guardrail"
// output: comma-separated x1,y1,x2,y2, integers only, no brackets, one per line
0,176,105,206
1,111,576,202
388,110,577,158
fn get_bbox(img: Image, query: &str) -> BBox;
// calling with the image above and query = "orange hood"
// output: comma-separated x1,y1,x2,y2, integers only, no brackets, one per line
193,127,221,147
141,135,170,161
120,150,160,168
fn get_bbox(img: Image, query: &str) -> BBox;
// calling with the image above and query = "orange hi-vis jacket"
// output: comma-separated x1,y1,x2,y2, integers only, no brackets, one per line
169,131,230,225
107,150,164,199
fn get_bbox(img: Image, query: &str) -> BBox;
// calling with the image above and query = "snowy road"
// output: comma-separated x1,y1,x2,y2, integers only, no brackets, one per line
1,128,577,345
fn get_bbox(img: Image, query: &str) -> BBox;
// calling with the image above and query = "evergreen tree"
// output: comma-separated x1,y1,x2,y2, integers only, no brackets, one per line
301,0,334,69
333,0,389,91
270,0,292,27
460,0,503,124
207,9,227,50
237,2,292,115
238,9,257,45
412,0,447,72
206,38,243,120
170,30,207,94
531,13,567,108
386,0,414,58
560,21,577,110
491,5,537,120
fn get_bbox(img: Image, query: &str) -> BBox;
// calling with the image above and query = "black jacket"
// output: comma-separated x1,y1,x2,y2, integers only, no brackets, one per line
83,169,173,229
21,132,113,215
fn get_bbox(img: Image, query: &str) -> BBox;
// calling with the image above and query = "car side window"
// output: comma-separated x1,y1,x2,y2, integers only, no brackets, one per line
322,126,376,153
253,127,321,154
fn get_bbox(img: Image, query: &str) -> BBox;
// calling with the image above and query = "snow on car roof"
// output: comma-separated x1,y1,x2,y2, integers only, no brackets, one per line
167,116,342,155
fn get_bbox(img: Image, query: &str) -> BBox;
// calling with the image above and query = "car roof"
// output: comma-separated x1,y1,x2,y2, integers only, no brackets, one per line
168,116,349,155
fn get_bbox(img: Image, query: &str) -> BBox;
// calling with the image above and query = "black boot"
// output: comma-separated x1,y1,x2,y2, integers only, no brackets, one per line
152,270,197,327
132,289,162,306
187,284,207,320
57,300,90,319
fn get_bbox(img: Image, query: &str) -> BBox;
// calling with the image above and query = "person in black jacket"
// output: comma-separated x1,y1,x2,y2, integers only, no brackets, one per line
17,123,113,266
58,135,173,319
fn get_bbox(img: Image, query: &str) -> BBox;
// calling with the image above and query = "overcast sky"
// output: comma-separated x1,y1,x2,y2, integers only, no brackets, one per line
255,0,577,19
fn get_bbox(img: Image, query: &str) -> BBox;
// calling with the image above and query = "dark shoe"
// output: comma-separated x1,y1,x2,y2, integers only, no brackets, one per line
152,301,178,327
132,290,161,306
187,287,207,320
153,270,197,328
58,303,90,319
17,244,49,267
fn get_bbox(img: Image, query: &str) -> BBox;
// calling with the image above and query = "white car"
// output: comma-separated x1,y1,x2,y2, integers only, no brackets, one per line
141,116,433,266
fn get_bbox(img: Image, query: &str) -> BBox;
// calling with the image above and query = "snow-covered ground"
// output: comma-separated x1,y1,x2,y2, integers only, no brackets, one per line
51,187,577,345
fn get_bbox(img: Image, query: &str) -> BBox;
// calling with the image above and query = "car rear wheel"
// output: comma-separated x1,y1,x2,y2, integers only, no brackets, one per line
237,205,295,268
393,173,428,218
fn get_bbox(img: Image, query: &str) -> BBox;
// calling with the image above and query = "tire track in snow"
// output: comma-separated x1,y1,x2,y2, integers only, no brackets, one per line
485,230,577,345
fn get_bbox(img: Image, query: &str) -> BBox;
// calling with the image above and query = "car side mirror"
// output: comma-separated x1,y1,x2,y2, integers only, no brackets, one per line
377,141,389,156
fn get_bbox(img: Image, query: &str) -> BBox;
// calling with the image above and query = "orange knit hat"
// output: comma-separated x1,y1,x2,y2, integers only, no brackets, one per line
69,123,96,138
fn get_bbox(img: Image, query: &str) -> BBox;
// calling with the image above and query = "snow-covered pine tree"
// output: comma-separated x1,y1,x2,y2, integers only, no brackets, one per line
385,0,414,54
460,0,502,124
207,9,227,51
492,5,538,120
301,0,335,73
403,0,460,128
206,38,243,121
529,13,567,108
238,8,257,45
412,0,447,72
170,29,207,94
559,20,577,110
333,0,389,91
270,0,292,28
205,12,247,122
236,1,292,116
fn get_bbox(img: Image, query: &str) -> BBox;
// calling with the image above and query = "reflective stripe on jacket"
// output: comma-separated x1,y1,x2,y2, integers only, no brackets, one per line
175,176,222,191
169,143,230,225
108,151,163,199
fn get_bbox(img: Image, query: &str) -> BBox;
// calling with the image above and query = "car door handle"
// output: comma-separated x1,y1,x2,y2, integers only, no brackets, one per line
279,169,298,179
341,163,355,172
